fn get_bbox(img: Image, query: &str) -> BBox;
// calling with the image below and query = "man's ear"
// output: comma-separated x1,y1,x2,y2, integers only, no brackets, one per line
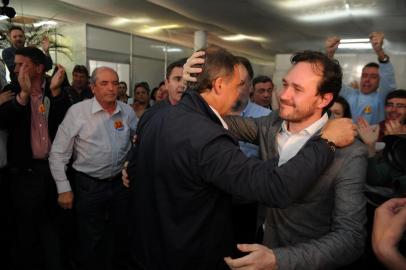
212,77,223,96
319,92,333,109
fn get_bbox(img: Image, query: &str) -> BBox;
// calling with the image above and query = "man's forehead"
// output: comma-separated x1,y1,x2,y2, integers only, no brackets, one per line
388,97,406,104
284,62,322,84
362,67,379,74
255,81,272,89
15,55,29,62
169,66,183,77
10,29,24,36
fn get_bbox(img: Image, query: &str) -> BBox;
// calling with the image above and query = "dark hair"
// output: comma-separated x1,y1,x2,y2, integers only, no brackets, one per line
253,75,273,88
363,62,379,69
158,80,165,87
187,46,237,93
236,56,253,80
119,81,127,87
290,50,342,110
15,47,47,68
334,96,352,118
8,25,24,35
72,65,89,77
134,82,150,94
150,87,158,101
166,58,187,80
385,89,406,104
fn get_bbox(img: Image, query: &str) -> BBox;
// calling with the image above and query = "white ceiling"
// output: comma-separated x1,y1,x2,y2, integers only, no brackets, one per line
5,0,406,62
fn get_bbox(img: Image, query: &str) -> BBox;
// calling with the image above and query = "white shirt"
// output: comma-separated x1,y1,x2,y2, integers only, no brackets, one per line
277,113,328,166
49,98,137,193
209,105,228,130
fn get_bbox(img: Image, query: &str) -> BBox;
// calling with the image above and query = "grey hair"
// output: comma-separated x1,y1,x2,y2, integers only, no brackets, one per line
90,67,118,85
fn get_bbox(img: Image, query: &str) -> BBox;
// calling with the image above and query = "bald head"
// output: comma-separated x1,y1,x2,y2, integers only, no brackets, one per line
90,67,118,85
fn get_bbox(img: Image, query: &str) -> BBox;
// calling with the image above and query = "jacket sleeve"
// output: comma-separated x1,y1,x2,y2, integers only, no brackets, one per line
272,144,368,270
45,55,54,71
2,49,14,74
225,115,264,144
0,97,29,130
198,135,334,208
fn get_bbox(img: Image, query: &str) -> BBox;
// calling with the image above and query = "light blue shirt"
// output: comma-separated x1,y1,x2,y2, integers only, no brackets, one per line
340,62,396,124
239,102,271,158
49,98,137,193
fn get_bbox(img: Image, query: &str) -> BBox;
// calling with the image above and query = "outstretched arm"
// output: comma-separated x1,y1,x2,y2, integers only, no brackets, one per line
369,32,396,95
200,134,335,208
373,198,406,270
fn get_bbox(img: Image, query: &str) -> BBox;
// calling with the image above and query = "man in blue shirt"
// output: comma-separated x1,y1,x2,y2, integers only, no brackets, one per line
229,56,271,246
232,57,271,158
326,32,396,124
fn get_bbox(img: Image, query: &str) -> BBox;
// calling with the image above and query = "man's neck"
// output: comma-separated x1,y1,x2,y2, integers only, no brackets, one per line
98,100,116,115
31,78,44,96
201,91,224,115
73,86,84,94
286,112,324,133
168,96,178,106
133,102,147,110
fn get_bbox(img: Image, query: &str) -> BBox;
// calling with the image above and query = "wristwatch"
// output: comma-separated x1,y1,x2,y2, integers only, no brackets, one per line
379,54,390,64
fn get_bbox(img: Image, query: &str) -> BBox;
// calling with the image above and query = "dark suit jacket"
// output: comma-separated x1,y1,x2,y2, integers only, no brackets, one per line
226,111,368,270
128,90,335,270
0,79,71,168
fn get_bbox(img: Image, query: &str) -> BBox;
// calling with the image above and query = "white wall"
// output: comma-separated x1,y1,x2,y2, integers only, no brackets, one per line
274,52,406,95
54,23,87,82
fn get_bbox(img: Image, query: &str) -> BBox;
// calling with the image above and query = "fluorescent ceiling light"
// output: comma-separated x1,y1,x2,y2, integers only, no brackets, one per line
33,20,58,27
111,17,152,26
297,9,377,22
338,43,372,49
341,38,370,43
0,15,8,20
274,0,336,9
220,34,266,42
141,24,180,33
151,45,182,52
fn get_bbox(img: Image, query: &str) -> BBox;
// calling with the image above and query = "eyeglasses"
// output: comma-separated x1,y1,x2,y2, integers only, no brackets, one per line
386,103,406,109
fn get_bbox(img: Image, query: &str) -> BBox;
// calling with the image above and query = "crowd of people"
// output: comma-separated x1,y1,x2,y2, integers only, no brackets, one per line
0,24,405,270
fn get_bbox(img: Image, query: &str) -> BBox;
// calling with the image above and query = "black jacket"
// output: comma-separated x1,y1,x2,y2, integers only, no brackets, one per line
0,79,71,168
128,90,334,270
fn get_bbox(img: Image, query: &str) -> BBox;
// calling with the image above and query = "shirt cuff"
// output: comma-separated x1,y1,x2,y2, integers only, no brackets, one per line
55,179,72,194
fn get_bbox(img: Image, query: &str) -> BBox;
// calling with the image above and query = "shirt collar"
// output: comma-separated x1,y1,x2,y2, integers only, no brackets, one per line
241,101,253,116
209,105,228,130
91,97,120,115
281,112,329,136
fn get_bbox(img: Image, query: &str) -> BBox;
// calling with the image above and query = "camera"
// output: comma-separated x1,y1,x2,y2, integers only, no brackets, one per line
1,0,16,19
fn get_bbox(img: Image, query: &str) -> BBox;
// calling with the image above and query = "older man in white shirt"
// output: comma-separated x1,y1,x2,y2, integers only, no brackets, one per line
49,67,137,270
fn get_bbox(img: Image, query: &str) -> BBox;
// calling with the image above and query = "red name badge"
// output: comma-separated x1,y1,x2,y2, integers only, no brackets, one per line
114,120,124,130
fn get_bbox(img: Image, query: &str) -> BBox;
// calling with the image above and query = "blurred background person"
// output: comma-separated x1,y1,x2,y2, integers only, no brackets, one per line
330,96,352,119
132,82,150,120
118,81,129,103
